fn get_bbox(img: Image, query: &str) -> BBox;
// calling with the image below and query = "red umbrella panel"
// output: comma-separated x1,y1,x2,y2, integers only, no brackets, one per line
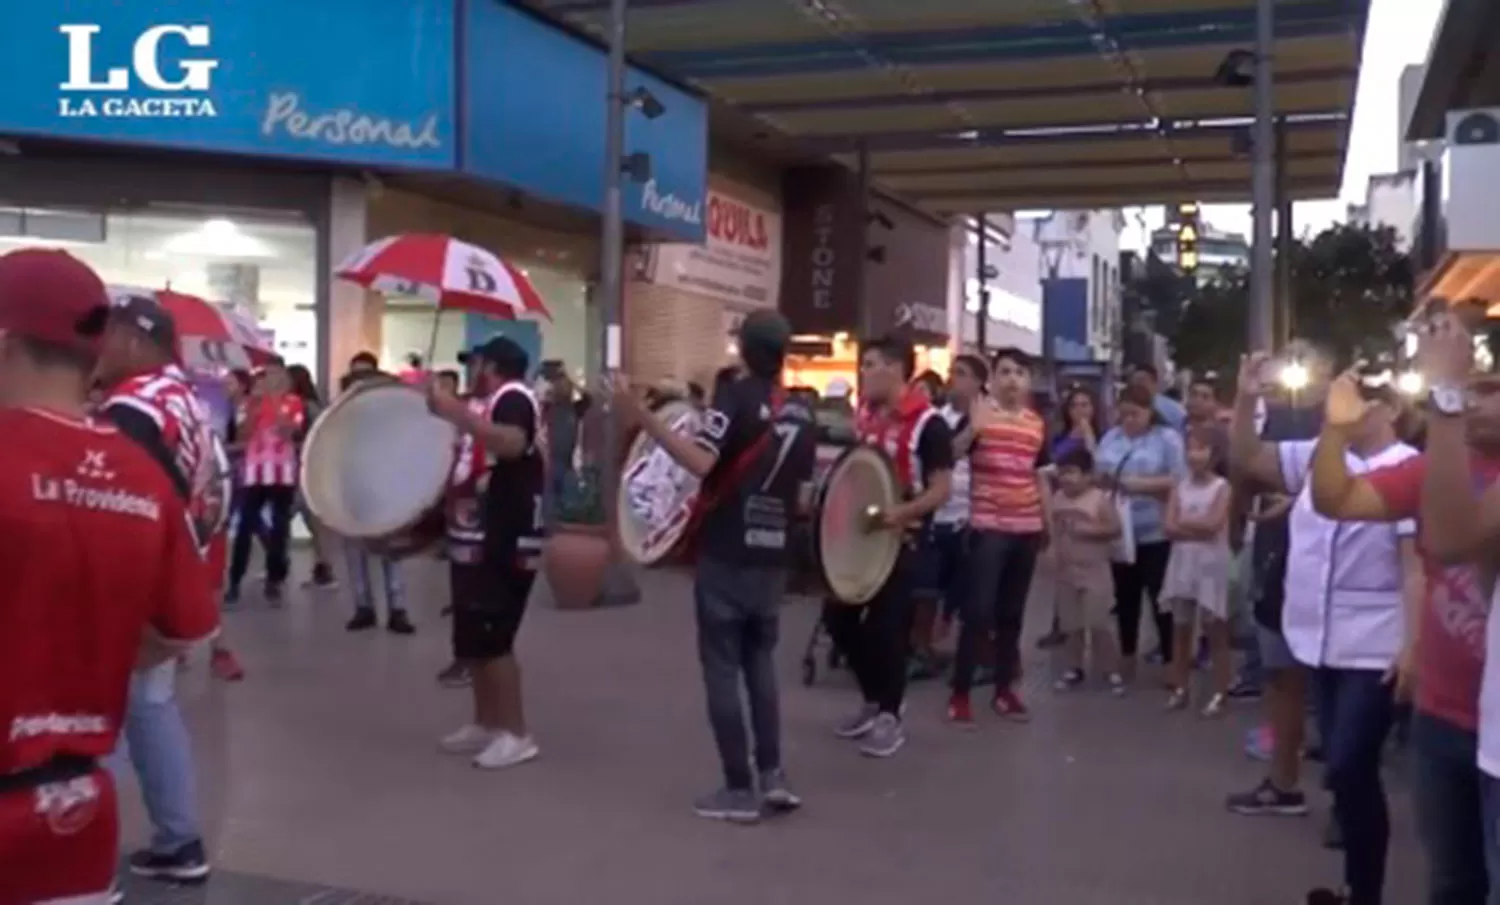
334,233,552,321
107,285,275,371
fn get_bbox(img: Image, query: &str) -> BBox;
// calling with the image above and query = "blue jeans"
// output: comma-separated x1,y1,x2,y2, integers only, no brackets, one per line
1411,712,1488,905
1316,667,1396,905
108,662,202,853
915,522,968,619
694,556,785,791
344,540,405,614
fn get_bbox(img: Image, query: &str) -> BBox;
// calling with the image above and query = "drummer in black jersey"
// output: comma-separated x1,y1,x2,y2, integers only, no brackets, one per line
824,335,954,759
427,336,546,771
613,310,816,824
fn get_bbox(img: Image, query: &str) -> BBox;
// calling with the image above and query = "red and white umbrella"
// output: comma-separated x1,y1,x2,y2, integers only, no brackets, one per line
335,233,551,321
107,285,276,371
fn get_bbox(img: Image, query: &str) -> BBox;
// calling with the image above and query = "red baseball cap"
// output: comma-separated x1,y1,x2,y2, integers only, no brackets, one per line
0,248,110,353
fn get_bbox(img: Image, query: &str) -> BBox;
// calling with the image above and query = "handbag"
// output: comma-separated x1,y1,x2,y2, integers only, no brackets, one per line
1108,447,1138,565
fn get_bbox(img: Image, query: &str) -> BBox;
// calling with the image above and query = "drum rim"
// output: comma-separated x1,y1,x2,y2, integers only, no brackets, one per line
816,443,902,605
300,378,457,541
617,398,702,565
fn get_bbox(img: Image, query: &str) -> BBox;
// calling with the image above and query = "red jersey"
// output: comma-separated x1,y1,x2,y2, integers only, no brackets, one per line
0,408,217,777
242,393,305,486
103,365,231,549
856,388,934,492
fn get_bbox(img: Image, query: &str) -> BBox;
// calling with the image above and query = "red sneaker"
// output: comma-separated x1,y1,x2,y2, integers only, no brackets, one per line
992,689,1032,722
946,695,977,730
211,648,245,682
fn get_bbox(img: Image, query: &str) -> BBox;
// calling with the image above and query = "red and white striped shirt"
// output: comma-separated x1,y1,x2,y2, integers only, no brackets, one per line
242,393,305,486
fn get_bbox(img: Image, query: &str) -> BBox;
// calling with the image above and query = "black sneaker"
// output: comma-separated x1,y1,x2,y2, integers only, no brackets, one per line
127,839,210,883
387,611,416,635
303,563,338,590
223,586,240,608
265,582,284,607
1305,889,1348,905
1226,677,1262,700
437,662,471,688
345,608,377,632
1225,778,1309,816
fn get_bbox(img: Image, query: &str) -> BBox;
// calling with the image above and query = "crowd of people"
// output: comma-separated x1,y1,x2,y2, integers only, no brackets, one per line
5,239,1500,905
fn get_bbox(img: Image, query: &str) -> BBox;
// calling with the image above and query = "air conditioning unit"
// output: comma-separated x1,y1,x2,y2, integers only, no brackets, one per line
1415,108,1500,306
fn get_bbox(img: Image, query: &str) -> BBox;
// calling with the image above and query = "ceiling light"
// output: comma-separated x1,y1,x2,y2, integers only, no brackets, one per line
162,220,274,259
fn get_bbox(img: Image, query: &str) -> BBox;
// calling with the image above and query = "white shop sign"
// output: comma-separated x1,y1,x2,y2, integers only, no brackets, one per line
644,190,781,309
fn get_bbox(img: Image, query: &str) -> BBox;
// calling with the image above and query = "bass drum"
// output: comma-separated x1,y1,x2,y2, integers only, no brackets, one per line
618,398,703,565
814,444,903,605
300,377,457,558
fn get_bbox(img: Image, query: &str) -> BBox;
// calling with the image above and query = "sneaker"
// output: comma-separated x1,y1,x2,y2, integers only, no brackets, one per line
345,608,377,632
222,586,240,608
439,724,495,755
127,839,210,882
107,880,124,905
387,611,416,635
759,769,802,812
1053,669,1084,691
992,689,1032,722
946,694,977,730
473,732,540,770
1225,778,1309,816
436,661,471,688
1200,693,1227,718
210,648,245,682
1305,889,1349,905
693,787,761,824
265,582,284,607
1244,725,1273,761
1107,672,1127,696
1165,687,1189,711
1227,676,1262,700
303,564,338,590
834,702,880,739
859,713,906,758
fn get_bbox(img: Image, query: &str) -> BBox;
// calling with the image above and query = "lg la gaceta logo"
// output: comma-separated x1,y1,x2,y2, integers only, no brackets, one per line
57,24,219,119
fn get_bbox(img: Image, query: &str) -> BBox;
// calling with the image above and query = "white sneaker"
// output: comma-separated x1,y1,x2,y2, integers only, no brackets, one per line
439,724,496,754
473,732,540,770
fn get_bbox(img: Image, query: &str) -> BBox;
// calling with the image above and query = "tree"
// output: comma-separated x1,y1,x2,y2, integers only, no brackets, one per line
1149,222,1415,379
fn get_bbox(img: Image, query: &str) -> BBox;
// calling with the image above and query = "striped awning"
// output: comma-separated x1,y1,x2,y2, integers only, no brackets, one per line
526,0,1369,212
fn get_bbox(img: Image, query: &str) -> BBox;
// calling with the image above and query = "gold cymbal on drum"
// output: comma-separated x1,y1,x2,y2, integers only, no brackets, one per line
815,445,902,605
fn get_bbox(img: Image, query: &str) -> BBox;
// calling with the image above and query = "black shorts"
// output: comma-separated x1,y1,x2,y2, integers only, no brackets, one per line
450,561,536,662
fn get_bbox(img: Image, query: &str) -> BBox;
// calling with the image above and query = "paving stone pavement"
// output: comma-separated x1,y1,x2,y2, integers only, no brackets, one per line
113,555,1423,905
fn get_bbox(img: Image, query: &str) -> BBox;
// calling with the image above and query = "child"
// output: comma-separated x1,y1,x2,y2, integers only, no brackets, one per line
1048,446,1123,692
1162,427,1233,716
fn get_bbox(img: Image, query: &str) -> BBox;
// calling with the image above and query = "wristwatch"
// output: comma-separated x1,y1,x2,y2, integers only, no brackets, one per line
1428,383,1466,417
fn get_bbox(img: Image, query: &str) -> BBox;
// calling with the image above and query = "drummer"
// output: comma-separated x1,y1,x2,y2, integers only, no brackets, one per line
823,335,954,759
611,309,816,823
427,336,546,771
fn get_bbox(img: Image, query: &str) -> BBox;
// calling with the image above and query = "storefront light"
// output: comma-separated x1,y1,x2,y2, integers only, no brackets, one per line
163,218,275,258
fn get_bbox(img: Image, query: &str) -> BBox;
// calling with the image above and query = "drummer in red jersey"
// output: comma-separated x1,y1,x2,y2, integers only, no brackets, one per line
0,248,218,905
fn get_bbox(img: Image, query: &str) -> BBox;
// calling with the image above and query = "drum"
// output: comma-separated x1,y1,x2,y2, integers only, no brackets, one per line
300,378,457,558
815,445,903,605
618,398,703,565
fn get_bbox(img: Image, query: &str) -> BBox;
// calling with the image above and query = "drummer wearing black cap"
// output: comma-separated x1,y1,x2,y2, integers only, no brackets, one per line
612,309,817,823
0,248,218,904
428,335,546,770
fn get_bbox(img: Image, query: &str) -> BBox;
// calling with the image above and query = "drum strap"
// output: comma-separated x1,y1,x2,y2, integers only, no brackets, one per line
681,387,787,555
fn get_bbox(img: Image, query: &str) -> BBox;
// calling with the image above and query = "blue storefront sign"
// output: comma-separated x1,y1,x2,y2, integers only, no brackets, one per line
1042,278,1096,363
462,1,709,243
0,0,456,168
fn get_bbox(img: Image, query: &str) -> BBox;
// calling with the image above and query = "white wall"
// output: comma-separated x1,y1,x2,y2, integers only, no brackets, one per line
951,220,1043,355
1025,209,1125,363
1363,171,1418,251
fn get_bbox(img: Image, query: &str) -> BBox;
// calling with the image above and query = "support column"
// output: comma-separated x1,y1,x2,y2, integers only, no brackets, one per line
322,176,374,392
1247,0,1275,353
1273,117,1293,352
975,215,989,353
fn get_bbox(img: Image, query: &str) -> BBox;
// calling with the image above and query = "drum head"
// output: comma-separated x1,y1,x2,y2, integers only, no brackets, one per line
301,379,457,541
817,445,902,605
618,399,702,565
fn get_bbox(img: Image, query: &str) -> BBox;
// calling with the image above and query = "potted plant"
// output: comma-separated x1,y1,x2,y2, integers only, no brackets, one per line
542,465,610,610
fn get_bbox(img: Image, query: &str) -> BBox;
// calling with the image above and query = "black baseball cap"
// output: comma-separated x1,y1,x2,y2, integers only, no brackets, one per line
736,309,791,352
108,292,179,353
459,335,528,376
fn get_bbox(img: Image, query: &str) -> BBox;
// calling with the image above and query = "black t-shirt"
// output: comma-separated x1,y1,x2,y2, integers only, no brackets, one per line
909,412,956,494
1252,402,1323,631
694,375,817,568
481,388,546,558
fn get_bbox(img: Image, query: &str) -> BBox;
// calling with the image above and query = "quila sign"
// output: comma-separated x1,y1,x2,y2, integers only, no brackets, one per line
642,189,782,309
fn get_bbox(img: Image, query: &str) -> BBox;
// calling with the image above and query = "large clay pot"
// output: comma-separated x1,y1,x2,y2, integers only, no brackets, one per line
543,524,610,610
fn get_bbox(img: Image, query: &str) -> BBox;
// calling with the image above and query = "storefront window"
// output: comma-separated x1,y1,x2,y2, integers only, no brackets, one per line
0,204,318,374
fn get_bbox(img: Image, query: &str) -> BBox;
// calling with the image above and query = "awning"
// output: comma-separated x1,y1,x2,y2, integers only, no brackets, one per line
526,0,1369,212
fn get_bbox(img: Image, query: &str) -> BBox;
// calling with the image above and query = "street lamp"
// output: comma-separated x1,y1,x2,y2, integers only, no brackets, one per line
594,0,656,607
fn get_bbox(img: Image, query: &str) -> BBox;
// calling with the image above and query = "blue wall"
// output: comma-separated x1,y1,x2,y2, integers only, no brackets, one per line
461,1,709,243
0,0,456,168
